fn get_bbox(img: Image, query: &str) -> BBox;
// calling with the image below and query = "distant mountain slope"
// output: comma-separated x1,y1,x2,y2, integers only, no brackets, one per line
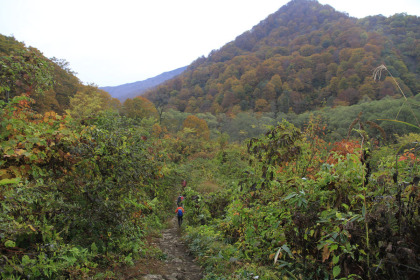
0,34,93,114
144,0,419,115
100,66,187,102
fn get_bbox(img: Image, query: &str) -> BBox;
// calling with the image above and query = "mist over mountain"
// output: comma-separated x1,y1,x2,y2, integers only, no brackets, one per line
100,66,187,102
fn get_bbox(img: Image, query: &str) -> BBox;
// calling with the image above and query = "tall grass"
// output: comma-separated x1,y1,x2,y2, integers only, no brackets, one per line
373,64,420,129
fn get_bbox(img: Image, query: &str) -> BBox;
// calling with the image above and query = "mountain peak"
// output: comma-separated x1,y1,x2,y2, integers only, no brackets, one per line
144,0,419,115
100,66,187,102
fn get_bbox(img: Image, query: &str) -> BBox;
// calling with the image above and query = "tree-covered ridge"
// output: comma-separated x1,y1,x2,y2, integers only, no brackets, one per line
145,0,419,115
358,13,420,74
0,34,122,115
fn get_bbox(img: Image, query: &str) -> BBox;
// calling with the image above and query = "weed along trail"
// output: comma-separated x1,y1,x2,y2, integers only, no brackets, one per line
127,216,203,280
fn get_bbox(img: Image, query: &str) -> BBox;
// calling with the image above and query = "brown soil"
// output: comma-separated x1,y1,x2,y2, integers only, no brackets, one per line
123,217,203,280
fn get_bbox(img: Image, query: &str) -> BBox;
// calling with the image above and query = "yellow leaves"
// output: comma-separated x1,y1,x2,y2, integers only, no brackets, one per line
14,149,26,156
0,169,8,177
43,111,57,124
44,111,56,118
28,224,37,232
182,115,210,140
6,124,13,130
322,245,330,262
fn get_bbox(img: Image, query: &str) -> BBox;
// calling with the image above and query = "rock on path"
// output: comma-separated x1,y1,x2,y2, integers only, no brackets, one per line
139,217,203,280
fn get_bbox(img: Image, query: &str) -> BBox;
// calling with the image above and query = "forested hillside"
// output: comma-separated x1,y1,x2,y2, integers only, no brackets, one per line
145,0,419,115
0,34,120,115
1,0,419,279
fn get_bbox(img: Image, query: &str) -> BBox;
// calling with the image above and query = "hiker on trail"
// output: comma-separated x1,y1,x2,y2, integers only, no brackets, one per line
177,195,184,207
176,206,184,227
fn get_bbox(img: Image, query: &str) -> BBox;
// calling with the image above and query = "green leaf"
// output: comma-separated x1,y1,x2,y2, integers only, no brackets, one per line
21,255,32,265
5,240,16,247
281,244,293,258
377,119,420,130
284,193,297,200
0,178,20,186
330,244,338,251
333,265,341,278
333,255,339,264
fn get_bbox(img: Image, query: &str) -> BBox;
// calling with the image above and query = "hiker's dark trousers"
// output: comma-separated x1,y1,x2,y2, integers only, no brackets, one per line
178,215,183,227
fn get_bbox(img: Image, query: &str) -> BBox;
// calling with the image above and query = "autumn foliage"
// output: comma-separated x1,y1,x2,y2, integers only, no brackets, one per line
122,96,158,119
182,115,210,140
145,0,419,115
1,1,420,279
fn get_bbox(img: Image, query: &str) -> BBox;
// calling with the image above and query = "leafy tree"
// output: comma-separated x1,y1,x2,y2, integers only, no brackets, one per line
122,96,158,120
182,115,210,140
0,47,53,102
49,57,82,113
68,85,117,121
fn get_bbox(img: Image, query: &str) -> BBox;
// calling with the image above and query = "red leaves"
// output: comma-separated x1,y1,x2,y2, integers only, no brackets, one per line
398,151,417,163
327,140,360,165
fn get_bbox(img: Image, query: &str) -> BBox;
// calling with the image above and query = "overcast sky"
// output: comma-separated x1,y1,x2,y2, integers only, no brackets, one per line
1,0,419,87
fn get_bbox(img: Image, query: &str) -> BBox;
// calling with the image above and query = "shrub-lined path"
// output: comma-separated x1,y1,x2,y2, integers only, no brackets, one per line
124,217,203,280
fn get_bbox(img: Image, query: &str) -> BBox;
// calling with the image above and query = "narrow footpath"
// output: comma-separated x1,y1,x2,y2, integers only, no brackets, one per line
125,217,203,280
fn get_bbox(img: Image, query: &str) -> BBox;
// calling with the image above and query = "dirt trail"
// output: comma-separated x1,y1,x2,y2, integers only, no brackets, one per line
125,217,203,280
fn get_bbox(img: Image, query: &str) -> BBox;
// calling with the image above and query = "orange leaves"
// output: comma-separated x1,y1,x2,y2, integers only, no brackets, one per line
132,210,142,219
42,111,58,125
322,245,330,262
18,99,30,108
1,97,80,183
57,149,74,162
398,150,417,163
327,140,360,165
182,115,210,140
152,123,168,138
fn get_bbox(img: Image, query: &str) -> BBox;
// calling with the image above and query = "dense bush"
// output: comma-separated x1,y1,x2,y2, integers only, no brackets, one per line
0,97,174,279
181,119,420,279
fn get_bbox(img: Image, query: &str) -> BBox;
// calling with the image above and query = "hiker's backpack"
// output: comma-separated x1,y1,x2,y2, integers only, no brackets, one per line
177,209,183,217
